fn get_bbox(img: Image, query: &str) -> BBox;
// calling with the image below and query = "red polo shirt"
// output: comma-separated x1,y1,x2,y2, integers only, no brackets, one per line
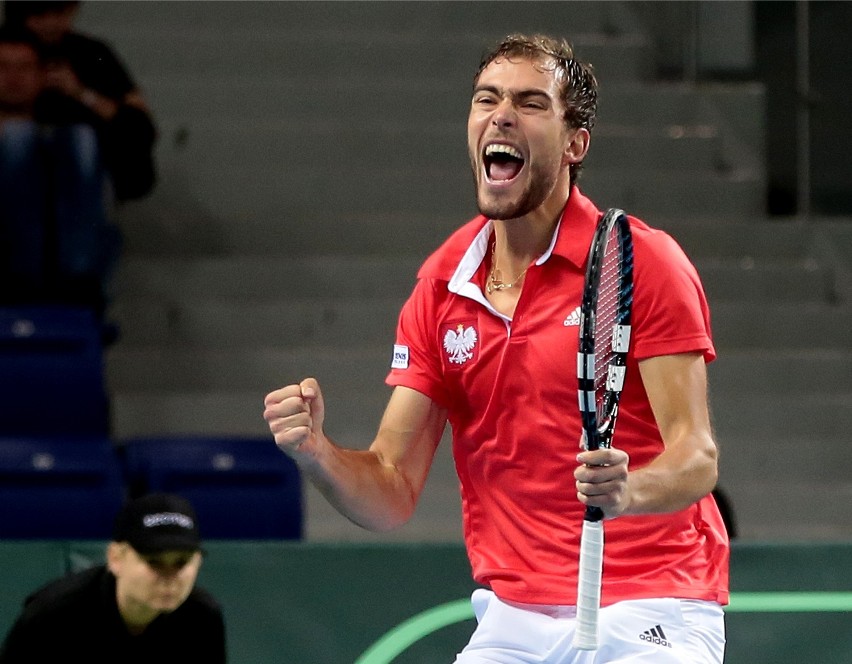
386,187,729,607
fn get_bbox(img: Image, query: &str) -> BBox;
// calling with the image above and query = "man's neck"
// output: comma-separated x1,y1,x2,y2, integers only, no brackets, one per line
493,186,570,259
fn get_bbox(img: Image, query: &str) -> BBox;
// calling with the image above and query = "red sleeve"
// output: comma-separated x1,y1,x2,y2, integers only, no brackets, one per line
630,227,716,363
385,279,451,407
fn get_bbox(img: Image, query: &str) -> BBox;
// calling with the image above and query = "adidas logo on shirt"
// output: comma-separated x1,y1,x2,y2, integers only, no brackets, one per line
639,624,672,648
563,306,581,326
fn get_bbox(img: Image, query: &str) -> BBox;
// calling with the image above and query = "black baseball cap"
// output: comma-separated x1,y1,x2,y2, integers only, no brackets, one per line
113,493,202,554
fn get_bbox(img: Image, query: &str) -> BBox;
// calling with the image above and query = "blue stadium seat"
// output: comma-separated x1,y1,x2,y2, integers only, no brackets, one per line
121,436,303,540
0,306,109,436
0,436,125,538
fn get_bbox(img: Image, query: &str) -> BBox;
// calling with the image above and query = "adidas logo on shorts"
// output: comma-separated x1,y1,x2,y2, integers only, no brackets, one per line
639,624,672,648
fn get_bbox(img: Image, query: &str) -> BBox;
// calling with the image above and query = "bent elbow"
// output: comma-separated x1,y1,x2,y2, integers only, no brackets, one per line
361,503,416,533
699,442,720,496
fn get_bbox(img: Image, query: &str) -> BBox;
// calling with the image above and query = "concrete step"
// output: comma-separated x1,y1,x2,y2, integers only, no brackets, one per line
710,392,852,442
718,433,852,540
603,82,765,127
721,478,852,541
142,78,762,127
718,433,852,484
116,207,460,258
711,302,852,350
697,259,835,304
120,33,652,85
79,2,651,83
107,345,391,392
109,296,406,348
114,256,422,300
817,221,852,262
811,220,852,304
659,219,817,261
147,75,468,125
80,1,640,37
709,349,852,394
580,168,765,218
111,386,391,444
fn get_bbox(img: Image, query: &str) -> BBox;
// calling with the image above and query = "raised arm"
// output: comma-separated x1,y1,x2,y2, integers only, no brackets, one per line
263,380,447,531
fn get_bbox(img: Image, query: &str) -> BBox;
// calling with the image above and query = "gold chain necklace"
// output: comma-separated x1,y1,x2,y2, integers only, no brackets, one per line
486,242,530,295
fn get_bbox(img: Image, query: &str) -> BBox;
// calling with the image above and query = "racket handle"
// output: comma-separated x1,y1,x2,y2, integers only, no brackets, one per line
573,519,604,651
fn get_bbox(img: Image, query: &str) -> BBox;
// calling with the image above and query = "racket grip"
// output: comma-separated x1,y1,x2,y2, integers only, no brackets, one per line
573,519,604,651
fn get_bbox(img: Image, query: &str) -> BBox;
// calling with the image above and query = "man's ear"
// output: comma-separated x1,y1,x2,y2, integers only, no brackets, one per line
563,128,591,167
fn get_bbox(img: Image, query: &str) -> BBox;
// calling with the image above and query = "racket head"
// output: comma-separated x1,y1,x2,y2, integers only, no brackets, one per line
577,208,634,520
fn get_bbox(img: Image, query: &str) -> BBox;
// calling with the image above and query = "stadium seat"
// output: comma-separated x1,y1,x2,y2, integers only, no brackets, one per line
120,436,303,540
0,436,125,539
0,306,109,436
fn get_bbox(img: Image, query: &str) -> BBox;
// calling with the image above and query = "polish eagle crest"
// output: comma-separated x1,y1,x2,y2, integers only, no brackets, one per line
443,323,477,365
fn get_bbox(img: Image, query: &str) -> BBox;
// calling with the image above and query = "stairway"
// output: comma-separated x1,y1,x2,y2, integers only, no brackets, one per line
77,1,850,542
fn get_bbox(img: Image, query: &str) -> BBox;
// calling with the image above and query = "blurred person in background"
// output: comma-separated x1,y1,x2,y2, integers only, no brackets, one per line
4,0,157,201
0,493,226,663
0,21,116,321
1,1,157,339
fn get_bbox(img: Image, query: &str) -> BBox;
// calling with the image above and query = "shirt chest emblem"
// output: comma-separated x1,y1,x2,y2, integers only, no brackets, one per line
443,323,478,365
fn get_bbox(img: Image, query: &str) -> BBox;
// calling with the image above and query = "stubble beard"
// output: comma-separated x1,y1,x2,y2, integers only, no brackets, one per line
470,157,560,221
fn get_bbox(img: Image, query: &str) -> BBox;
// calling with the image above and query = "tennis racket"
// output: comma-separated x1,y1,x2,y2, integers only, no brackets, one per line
572,208,634,651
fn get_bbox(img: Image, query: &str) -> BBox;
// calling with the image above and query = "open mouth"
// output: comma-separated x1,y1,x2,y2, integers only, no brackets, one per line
484,143,525,183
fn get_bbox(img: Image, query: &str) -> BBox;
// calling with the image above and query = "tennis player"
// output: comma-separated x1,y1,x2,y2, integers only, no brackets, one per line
264,33,728,663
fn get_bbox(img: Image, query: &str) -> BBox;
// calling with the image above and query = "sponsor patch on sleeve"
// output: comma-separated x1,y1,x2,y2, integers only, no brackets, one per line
391,344,410,370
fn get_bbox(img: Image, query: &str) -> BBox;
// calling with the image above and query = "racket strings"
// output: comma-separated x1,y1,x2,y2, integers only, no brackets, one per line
593,230,623,409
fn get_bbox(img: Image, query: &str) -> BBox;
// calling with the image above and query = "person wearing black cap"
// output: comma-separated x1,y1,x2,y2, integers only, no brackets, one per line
0,493,226,663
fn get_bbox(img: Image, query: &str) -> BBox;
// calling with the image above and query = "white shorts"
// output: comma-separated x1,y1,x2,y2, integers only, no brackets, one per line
453,589,725,664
